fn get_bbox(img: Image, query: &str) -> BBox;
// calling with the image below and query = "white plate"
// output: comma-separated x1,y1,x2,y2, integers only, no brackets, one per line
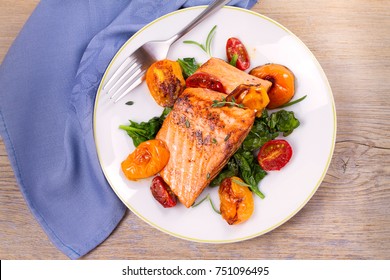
93,6,336,242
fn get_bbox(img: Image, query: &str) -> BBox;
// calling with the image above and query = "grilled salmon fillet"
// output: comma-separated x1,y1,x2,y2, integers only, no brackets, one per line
194,57,272,93
156,87,255,208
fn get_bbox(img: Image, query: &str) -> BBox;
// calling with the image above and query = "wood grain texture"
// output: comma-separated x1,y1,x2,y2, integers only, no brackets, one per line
1,0,389,259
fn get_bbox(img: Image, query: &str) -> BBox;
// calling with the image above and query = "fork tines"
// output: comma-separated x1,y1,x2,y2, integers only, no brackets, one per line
103,55,146,103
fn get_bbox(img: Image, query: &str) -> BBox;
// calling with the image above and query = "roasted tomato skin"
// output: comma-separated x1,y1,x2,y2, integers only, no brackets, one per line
250,63,295,109
145,59,186,107
226,37,250,71
227,84,270,117
219,177,254,225
121,139,170,180
186,72,225,93
150,176,177,208
257,139,293,171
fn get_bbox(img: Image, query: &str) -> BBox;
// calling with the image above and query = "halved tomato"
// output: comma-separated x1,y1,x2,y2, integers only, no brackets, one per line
121,139,170,180
186,72,225,93
226,37,250,71
257,139,293,171
249,64,295,109
150,176,177,208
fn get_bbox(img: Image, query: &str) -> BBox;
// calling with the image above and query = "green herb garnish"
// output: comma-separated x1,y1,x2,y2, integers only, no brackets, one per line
192,194,221,214
278,95,307,108
125,101,134,106
212,97,245,109
229,53,238,67
183,25,217,56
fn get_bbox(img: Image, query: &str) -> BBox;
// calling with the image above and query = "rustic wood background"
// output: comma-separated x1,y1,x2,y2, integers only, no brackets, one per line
1,0,389,259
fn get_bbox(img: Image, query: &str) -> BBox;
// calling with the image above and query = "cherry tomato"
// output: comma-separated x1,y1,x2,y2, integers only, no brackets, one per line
250,64,295,109
145,59,186,107
226,37,250,71
227,84,269,117
257,139,293,171
121,139,170,180
186,72,225,93
150,176,177,208
219,176,254,225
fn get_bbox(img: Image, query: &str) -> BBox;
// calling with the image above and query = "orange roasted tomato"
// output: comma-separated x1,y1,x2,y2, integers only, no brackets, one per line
249,63,295,109
145,59,186,107
121,139,170,181
227,84,270,117
219,177,254,225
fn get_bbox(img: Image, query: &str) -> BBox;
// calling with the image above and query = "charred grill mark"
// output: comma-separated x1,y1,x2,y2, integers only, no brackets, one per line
175,94,192,110
195,130,203,145
160,78,180,99
206,111,225,132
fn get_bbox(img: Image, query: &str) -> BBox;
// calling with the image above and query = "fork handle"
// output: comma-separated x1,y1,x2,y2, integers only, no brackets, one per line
169,0,231,44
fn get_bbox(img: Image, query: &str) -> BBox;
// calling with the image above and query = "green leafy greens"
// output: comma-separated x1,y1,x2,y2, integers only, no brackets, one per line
177,57,200,79
119,107,172,147
210,109,300,199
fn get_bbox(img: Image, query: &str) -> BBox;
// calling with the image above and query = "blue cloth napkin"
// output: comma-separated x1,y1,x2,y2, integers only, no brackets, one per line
0,0,257,259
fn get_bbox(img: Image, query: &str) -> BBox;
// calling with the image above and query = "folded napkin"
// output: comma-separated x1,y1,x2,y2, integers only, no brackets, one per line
0,0,257,259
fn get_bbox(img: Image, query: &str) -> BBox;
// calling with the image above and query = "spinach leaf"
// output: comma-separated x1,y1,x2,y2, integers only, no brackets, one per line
210,149,266,199
233,150,267,199
242,119,279,151
242,109,300,151
177,57,200,79
210,158,239,187
268,110,300,136
119,107,171,147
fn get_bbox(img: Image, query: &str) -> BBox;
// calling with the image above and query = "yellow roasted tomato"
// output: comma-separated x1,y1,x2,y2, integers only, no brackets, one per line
218,177,254,225
121,139,170,181
145,59,186,107
227,84,269,117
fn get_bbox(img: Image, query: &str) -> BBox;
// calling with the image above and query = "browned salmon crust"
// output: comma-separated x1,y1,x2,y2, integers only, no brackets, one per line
194,58,272,94
156,87,255,208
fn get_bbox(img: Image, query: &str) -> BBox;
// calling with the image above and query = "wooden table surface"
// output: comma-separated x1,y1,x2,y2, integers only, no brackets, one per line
1,0,389,260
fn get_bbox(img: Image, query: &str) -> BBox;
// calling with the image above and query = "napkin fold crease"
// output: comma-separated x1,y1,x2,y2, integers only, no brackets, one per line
0,0,257,259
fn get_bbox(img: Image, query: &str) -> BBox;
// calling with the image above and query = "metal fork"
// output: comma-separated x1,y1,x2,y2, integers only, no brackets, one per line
104,0,230,102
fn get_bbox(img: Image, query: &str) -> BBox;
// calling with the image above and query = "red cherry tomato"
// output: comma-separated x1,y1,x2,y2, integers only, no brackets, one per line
150,176,177,208
186,72,225,93
226,37,250,71
257,139,293,171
